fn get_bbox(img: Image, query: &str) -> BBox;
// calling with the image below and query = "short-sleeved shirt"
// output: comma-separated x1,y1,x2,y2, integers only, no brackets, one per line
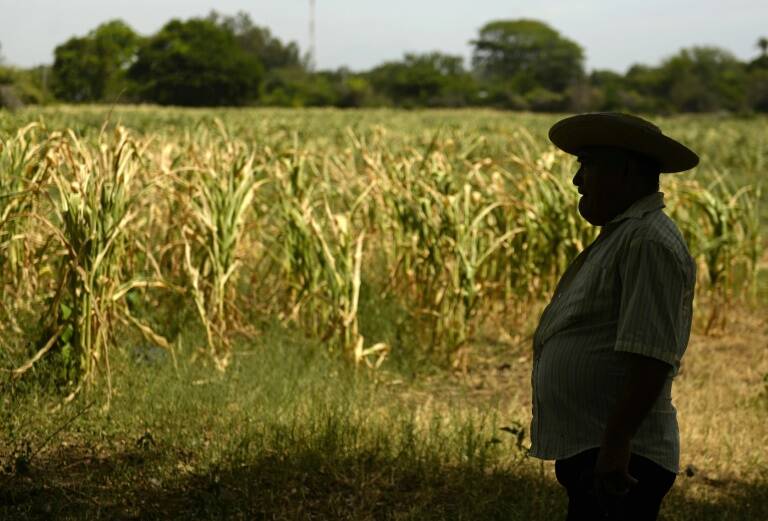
529,191,696,473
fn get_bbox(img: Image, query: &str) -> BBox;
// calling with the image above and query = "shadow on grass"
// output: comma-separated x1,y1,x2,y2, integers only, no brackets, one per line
661,475,768,521
3,445,564,521
3,447,768,521
4,311,767,521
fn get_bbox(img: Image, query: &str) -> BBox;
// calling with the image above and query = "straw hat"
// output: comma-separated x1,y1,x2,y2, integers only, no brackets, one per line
548,112,699,173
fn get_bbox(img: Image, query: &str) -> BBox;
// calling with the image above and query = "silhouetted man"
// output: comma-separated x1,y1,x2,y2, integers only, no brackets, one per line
529,113,699,520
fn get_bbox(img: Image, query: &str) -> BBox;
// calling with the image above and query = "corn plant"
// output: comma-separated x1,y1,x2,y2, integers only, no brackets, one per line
0,124,55,318
508,151,595,297
0,108,762,391
178,134,264,371
671,174,762,332
439,183,524,353
376,150,456,308
12,127,168,403
375,150,519,355
269,152,385,363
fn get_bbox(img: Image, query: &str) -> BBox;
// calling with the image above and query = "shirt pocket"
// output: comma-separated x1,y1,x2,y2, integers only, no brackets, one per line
560,258,617,322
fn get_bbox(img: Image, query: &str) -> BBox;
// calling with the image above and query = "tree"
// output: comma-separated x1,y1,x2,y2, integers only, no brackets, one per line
209,11,303,71
748,37,768,72
654,47,747,112
588,69,628,111
747,69,768,112
51,20,141,102
259,68,336,106
334,71,377,108
471,19,584,94
128,18,263,106
618,64,664,112
367,52,476,107
93,21,142,98
52,37,101,101
747,38,768,112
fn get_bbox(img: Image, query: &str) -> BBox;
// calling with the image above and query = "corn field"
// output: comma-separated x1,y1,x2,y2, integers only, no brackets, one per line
0,107,764,397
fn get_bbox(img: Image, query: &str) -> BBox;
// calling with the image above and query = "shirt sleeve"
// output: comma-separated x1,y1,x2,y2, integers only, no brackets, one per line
614,237,687,369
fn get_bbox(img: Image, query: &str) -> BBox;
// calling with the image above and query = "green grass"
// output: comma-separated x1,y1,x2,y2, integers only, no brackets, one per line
2,322,556,520
3,308,768,520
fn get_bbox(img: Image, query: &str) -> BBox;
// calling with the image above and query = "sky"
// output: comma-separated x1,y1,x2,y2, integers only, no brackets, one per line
1,0,767,73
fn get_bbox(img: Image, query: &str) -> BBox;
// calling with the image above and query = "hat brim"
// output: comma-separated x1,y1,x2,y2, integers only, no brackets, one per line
549,113,699,173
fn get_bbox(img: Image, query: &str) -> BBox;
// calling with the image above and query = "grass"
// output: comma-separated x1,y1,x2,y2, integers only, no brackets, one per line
2,300,767,520
1,321,553,520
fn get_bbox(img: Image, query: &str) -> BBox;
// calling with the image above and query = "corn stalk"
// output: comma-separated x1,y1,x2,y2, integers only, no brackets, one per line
672,174,762,332
0,123,55,322
272,153,385,362
12,127,168,404
179,139,264,370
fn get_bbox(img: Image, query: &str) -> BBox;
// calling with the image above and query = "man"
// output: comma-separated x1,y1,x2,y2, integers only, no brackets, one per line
529,113,699,520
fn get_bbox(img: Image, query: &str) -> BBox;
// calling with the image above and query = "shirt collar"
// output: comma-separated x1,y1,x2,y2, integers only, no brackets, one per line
604,191,666,227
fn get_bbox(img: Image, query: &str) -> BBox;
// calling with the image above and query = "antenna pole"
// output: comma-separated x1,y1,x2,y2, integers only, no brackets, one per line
309,0,316,71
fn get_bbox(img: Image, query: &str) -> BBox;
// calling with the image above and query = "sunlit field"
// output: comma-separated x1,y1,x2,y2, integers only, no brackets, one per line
1,107,766,520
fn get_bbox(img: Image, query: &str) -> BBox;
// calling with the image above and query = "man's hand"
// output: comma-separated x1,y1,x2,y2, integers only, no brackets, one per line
591,440,638,519
592,353,671,515
594,440,638,496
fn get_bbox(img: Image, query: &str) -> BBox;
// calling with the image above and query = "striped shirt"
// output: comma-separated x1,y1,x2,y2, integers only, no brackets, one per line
529,191,696,473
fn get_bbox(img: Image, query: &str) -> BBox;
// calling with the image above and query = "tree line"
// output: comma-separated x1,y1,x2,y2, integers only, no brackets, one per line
1,12,767,113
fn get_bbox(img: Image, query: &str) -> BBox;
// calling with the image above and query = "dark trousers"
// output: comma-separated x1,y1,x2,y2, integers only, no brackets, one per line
554,448,676,521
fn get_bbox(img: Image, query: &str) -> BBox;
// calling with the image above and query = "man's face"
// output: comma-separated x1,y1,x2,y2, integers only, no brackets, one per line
572,147,632,226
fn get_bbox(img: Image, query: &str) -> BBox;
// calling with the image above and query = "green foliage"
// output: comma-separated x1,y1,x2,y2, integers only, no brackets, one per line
19,15,768,113
52,38,99,101
51,20,141,103
367,52,477,108
179,127,264,369
0,68,11,86
128,18,263,106
258,68,382,108
747,69,768,112
0,66,53,107
656,47,748,113
746,44,768,112
209,10,303,71
260,68,338,107
334,71,379,107
471,19,585,94
757,37,768,58
524,87,568,112
585,47,762,114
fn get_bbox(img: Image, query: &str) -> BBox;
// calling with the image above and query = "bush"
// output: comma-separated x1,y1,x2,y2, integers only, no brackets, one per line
0,66,53,106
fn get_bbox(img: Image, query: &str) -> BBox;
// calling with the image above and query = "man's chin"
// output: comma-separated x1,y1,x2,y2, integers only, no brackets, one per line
577,198,591,222
578,200,604,226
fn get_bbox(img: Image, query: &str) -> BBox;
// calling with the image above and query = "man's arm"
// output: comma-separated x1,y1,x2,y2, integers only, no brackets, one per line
595,234,691,498
595,353,672,492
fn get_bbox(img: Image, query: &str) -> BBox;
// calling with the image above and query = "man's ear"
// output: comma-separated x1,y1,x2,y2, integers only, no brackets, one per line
623,159,653,196
620,157,631,180
623,158,642,184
